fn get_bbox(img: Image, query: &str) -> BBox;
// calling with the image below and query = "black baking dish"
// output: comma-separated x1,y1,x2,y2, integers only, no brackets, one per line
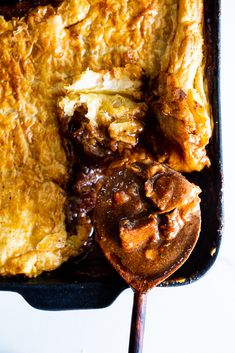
0,0,223,310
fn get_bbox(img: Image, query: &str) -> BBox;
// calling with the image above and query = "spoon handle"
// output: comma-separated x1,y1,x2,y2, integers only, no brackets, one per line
128,290,147,353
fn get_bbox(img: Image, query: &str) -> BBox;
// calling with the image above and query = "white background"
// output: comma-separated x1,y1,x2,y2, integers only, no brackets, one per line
0,1,235,353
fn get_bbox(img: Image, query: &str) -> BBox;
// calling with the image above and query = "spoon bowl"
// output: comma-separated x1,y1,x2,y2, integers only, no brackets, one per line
94,159,201,292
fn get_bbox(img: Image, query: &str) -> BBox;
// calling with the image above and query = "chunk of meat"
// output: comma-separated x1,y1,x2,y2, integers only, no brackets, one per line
145,169,199,212
119,215,158,251
160,209,184,240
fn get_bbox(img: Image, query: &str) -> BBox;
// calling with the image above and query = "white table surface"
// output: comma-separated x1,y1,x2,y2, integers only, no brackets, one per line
1,2,235,353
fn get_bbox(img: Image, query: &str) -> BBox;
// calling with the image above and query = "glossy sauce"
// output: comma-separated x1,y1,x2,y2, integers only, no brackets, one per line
94,161,201,292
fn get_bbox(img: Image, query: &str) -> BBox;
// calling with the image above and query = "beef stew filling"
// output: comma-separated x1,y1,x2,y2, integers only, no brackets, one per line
92,160,201,291
57,65,202,288
64,165,105,238
59,94,201,289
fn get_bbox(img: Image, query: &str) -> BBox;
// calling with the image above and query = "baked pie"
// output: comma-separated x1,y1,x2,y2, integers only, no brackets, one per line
0,0,211,276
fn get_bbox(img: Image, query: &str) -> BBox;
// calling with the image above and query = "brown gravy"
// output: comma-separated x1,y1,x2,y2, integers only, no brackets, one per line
93,160,201,292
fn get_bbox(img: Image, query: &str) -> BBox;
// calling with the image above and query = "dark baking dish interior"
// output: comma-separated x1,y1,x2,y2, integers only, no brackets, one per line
0,0,222,310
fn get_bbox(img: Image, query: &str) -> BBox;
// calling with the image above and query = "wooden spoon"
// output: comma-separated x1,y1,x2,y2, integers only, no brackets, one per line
93,159,201,353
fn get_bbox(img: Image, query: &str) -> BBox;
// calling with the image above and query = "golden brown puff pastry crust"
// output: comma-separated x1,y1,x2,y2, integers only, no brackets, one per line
0,0,211,276
151,0,212,172
0,0,91,276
